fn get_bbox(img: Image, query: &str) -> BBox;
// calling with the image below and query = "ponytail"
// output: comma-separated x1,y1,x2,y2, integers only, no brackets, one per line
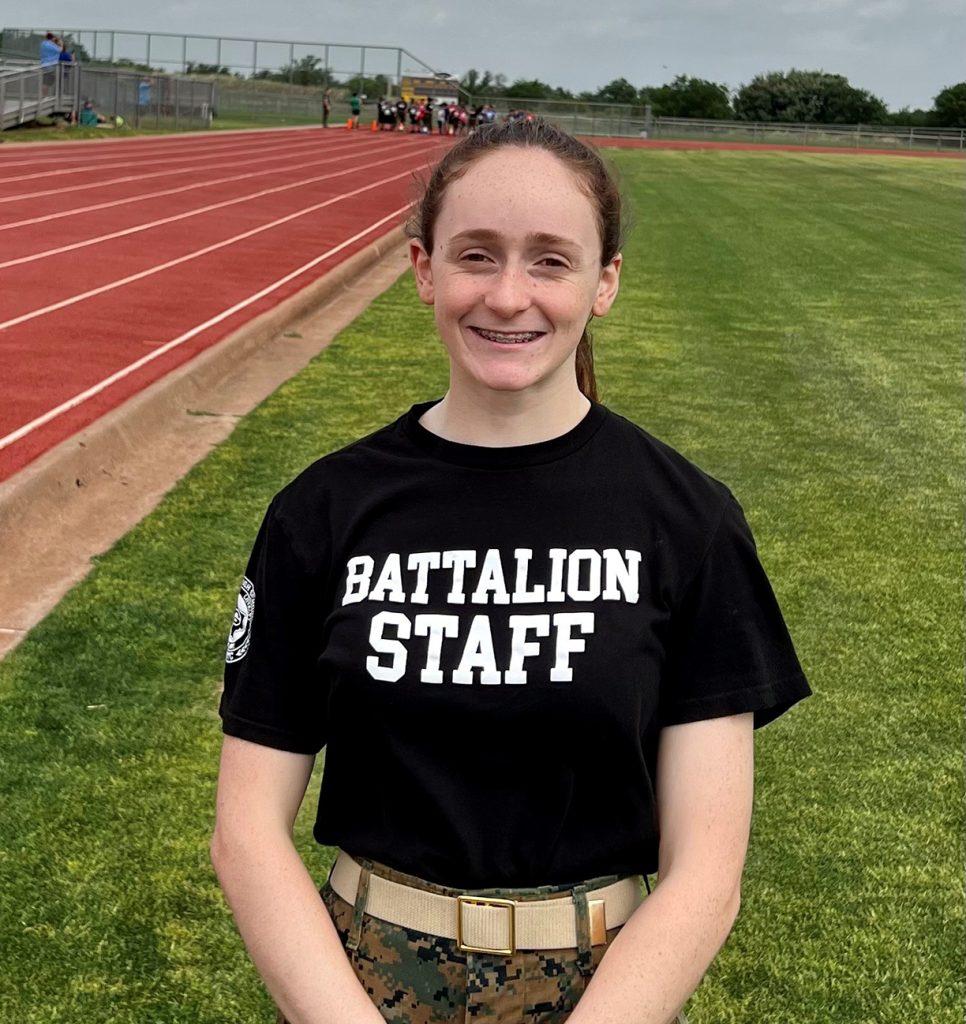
575,329,597,403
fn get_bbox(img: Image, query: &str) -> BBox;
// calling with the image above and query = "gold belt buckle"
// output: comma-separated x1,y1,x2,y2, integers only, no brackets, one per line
456,895,516,956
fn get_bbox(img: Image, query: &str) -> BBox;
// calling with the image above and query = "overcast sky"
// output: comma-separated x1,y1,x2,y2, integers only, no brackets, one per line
29,0,966,111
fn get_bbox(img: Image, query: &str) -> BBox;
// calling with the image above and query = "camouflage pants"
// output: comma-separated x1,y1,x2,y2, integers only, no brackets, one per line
277,858,690,1024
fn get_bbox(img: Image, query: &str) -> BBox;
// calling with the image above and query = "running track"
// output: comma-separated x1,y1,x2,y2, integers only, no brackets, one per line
0,127,451,482
1,129,959,484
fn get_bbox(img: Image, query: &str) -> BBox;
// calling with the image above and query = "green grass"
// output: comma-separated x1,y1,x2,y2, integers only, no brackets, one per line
0,150,962,1022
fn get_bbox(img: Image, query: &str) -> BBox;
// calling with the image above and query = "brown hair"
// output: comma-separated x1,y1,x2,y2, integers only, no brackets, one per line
406,119,624,402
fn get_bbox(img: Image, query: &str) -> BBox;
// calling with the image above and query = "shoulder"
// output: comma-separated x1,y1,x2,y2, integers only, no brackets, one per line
595,405,732,523
269,408,416,539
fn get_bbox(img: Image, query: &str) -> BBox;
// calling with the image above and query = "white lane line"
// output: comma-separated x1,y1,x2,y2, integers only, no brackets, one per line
0,131,344,184
0,125,320,165
0,145,428,267
0,129,333,172
0,135,359,204
0,202,410,453
0,138,426,231
0,163,424,331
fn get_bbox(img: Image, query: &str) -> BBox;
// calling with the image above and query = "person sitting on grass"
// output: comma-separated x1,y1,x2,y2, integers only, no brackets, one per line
77,100,124,128
78,100,103,126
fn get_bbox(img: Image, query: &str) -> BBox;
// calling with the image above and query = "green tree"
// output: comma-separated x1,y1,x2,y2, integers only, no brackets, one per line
734,69,887,123
885,107,932,127
594,77,638,105
503,78,557,100
185,62,232,76
278,54,328,86
355,75,390,99
642,75,732,119
931,83,966,126
61,35,91,62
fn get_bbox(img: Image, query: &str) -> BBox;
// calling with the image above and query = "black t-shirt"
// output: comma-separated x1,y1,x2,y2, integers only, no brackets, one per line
220,402,810,888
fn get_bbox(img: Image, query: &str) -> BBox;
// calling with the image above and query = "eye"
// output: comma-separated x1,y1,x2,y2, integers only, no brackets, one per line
536,255,570,269
460,251,492,264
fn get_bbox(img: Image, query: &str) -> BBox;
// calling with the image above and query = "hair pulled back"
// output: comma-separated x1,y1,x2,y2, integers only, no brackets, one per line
406,119,624,402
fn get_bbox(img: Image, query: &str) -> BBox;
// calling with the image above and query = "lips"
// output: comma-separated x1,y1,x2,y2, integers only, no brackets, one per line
472,327,545,344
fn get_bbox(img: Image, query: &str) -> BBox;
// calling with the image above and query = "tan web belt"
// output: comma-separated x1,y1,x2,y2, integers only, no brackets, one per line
329,850,644,956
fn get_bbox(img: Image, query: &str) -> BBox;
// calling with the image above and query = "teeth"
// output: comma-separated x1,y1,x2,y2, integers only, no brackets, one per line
475,328,541,344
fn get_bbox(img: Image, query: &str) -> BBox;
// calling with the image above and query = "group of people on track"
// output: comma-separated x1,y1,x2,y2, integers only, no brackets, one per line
356,95,533,136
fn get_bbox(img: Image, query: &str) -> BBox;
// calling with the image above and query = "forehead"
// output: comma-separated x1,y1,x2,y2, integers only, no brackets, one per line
439,147,598,237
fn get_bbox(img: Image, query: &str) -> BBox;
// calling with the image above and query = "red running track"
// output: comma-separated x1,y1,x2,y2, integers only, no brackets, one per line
0,127,451,482
2,128,958,484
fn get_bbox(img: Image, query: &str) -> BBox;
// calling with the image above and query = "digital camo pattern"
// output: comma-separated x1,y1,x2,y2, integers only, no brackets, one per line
276,869,689,1023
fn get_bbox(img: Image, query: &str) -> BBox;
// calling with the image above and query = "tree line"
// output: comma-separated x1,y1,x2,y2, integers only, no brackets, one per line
462,68,966,128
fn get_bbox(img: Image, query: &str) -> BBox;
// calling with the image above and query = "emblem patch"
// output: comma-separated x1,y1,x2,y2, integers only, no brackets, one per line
226,576,255,664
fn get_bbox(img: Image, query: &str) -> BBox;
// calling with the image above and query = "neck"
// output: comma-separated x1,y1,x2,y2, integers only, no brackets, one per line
420,379,591,447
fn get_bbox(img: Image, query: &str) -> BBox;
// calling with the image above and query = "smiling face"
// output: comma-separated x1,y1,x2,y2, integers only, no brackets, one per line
410,147,621,401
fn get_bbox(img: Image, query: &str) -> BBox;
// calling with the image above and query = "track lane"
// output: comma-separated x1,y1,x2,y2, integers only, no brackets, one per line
0,137,431,265
0,128,343,180
0,128,448,479
0,136,390,221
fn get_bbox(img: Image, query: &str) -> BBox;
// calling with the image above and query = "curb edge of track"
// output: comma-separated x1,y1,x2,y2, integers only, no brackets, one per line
0,225,407,655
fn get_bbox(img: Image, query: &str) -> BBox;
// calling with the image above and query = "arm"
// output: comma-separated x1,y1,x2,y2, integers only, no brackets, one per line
569,712,754,1024
211,735,384,1024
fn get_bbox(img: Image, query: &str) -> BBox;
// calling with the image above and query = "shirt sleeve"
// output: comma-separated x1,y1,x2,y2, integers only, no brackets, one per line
219,500,329,754
660,494,811,729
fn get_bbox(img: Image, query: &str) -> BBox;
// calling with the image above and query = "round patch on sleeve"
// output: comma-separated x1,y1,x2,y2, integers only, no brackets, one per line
226,577,255,664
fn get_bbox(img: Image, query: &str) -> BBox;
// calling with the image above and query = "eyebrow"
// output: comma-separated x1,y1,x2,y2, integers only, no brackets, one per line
448,229,581,249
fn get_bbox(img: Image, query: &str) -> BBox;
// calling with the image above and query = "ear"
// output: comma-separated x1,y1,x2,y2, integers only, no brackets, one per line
592,253,622,317
409,239,435,305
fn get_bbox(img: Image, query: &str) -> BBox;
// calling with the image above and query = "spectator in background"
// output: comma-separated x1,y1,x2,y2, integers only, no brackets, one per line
322,88,332,128
349,91,361,129
40,32,60,95
40,32,60,65
138,76,152,112
79,99,106,126
57,37,74,92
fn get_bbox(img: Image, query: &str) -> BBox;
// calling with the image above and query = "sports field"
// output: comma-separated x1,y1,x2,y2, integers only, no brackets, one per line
0,147,961,1023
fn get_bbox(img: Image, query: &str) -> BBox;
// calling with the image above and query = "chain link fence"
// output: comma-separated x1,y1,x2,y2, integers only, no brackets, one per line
465,95,966,151
2,27,439,91
78,65,214,129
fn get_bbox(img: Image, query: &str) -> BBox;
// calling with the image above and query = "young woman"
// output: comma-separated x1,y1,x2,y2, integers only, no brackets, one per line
212,120,810,1024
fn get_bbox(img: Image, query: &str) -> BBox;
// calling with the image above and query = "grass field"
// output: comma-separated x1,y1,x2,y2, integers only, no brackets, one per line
0,149,962,1023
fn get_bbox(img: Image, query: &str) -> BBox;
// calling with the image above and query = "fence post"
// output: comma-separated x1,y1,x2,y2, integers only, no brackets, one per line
174,75,180,129
182,35,187,75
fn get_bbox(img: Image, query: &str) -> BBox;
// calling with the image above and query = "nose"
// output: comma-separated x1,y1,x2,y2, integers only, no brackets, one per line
483,264,531,318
